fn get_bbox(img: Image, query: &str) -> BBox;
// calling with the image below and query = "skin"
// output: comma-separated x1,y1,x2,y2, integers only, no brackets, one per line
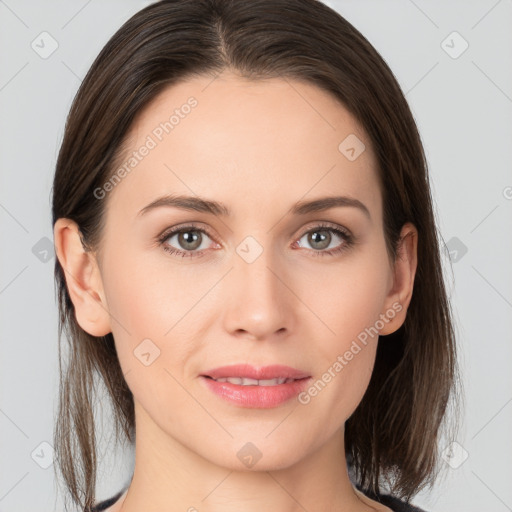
54,70,417,512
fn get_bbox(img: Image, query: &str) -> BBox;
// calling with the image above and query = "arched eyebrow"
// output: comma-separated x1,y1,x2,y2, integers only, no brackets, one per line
291,196,370,219
137,194,371,220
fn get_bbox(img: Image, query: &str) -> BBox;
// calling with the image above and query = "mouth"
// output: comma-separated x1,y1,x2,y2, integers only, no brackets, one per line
202,375,307,386
199,364,312,408
200,363,310,381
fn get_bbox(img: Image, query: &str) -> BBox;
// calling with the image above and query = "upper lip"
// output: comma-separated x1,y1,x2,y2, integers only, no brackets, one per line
201,364,310,380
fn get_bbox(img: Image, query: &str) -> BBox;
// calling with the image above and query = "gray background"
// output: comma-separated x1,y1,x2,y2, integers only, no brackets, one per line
1,0,511,511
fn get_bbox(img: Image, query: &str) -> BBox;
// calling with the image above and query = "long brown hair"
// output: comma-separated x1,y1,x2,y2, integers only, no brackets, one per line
52,0,461,510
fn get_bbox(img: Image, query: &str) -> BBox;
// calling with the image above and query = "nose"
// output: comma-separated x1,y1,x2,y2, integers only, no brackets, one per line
221,241,297,342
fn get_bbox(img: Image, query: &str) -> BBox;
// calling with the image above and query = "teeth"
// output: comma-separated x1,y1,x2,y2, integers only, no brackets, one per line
213,377,295,386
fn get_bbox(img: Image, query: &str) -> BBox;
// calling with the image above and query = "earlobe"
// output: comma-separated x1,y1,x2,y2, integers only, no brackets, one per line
53,218,111,337
379,222,418,336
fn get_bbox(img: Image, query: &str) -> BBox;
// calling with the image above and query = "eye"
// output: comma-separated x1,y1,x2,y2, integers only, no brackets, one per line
158,224,217,258
295,222,353,257
157,222,354,259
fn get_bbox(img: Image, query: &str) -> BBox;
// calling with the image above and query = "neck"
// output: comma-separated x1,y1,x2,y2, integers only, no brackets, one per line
118,400,376,512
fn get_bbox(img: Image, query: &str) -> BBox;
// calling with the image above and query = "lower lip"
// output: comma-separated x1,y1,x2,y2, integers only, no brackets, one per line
200,376,311,408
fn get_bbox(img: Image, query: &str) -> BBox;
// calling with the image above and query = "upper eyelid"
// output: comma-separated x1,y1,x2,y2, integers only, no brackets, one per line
160,221,349,238
159,222,215,241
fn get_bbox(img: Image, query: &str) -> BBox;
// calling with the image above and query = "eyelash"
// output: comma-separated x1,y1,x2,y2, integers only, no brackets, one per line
157,222,354,259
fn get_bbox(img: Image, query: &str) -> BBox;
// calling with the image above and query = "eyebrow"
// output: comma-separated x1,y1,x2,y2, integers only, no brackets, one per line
137,194,371,220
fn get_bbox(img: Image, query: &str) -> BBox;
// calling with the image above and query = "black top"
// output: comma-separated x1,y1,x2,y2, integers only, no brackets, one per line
90,489,126,512
90,486,427,511
361,489,427,512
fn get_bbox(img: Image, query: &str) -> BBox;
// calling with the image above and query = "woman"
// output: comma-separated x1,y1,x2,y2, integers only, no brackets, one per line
51,1,460,511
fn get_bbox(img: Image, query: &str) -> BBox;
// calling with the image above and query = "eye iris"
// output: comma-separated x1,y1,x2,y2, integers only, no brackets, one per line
309,230,331,250
179,230,201,250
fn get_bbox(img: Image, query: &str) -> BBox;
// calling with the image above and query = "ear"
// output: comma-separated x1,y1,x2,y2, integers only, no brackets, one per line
53,218,111,337
379,222,418,335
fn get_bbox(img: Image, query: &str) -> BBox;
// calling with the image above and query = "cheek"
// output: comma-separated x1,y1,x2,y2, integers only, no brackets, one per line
102,246,195,336
302,247,391,345
100,248,183,368
101,247,220,396
102,261,198,419
295,248,390,417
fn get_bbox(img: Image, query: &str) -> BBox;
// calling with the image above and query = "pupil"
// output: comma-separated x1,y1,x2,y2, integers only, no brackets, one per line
310,230,330,249
180,231,201,250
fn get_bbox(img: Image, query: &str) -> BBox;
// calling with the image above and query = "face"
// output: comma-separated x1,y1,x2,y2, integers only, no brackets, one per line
67,71,412,471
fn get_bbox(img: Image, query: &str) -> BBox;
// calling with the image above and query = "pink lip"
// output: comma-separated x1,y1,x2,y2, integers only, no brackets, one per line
199,364,311,408
201,364,310,380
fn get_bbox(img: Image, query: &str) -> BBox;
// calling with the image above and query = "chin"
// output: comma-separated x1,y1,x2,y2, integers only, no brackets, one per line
197,434,315,472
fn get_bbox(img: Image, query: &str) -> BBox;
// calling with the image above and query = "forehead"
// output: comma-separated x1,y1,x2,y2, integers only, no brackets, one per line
107,71,381,222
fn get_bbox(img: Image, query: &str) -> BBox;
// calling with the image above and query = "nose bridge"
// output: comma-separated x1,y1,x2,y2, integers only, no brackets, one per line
223,233,292,338
236,233,282,303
